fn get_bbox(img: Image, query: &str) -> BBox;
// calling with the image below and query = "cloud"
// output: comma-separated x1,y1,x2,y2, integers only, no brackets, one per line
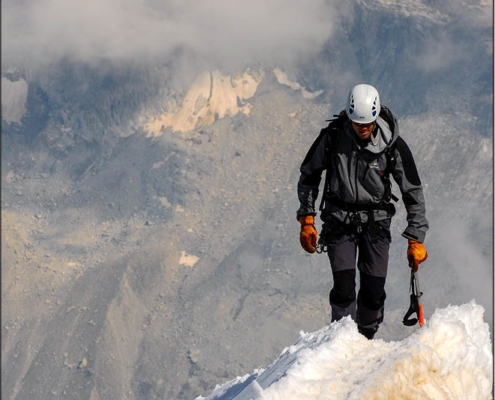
428,215,493,326
2,0,338,74
413,34,465,72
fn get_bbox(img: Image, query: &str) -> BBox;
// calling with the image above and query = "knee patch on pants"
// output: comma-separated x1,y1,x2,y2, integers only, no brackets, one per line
358,273,386,310
330,269,356,308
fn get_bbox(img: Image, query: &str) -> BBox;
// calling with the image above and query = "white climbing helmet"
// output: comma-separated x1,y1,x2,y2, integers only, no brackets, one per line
346,84,380,124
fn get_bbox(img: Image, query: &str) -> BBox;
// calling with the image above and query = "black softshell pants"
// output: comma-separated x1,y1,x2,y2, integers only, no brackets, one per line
325,218,391,336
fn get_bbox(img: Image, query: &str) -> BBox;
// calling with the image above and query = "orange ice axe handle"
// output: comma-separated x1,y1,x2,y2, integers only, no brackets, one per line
403,270,424,327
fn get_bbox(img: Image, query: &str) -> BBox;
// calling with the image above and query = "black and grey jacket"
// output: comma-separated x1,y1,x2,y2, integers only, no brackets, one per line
297,106,429,243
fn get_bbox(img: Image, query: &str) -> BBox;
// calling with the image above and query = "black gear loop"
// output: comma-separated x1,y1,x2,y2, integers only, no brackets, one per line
315,223,329,253
315,235,327,254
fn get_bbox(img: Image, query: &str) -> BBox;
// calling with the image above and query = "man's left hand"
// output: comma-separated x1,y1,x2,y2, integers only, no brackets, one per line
407,239,428,273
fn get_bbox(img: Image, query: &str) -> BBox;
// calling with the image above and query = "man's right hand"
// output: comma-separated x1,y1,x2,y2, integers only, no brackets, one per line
299,215,318,254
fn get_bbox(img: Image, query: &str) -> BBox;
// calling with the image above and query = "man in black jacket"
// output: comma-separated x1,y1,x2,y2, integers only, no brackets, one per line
297,84,428,339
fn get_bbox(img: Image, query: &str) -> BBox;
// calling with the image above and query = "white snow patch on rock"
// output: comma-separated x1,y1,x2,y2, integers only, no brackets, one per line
273,67,323,99
179,251,199,268
356,0,448,23
1,77,28,124
145,69,263,135
198,301,492,400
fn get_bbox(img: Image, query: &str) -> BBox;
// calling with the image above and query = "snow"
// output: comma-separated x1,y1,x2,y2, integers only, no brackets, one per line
355,0,449,23
273,68,323,100
144,66,326,136
197,301,492,400
145,69,263,135
1,77,28,124
179,251,199,268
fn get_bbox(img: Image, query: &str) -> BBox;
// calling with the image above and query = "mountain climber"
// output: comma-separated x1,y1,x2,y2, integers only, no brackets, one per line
296,84,428,339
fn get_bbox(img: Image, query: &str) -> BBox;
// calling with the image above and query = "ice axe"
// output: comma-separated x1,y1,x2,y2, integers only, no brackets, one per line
402,265,424,327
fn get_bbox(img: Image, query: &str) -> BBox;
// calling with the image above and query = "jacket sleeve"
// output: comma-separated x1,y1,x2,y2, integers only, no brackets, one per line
296,129,331,219
391,136,429,243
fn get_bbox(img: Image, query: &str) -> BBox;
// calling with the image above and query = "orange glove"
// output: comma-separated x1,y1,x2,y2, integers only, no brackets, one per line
299,216,317,254
407,239,428,273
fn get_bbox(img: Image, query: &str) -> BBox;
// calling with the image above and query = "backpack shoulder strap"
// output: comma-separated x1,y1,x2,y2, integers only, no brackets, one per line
317,112,346,212
382,141,399,203
378,105,396,128
323,109,347,148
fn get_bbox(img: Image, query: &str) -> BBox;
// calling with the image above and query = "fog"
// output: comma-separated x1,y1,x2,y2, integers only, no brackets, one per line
2,0,339,77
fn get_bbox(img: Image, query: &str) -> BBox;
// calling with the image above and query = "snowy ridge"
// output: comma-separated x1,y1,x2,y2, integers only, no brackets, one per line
198,301,492,400
356,0,491,24
144,67,325,136
355,0,448,23
1,77,28,124
144,69,263,135
273,68,323,100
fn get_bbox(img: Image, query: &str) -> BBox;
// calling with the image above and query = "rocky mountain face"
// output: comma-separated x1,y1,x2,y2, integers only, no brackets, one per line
2,1,492,399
